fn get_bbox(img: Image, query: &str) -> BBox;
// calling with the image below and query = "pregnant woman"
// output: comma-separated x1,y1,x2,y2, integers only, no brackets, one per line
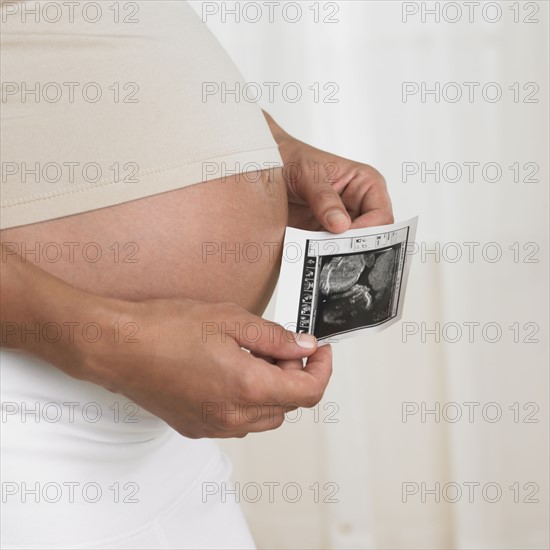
0,2,392,548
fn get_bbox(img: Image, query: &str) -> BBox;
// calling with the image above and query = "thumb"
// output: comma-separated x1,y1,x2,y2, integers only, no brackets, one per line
295,177,351,233
228,307,318,359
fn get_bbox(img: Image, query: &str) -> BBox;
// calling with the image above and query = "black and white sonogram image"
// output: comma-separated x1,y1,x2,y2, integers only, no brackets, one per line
279,219,417,343
313,245,402,339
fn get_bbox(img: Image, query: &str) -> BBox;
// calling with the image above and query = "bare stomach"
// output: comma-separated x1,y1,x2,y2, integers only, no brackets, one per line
1,168,288,315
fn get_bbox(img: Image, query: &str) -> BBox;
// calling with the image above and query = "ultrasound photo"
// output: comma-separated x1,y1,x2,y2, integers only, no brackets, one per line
274,218,418,343
314,246,400,338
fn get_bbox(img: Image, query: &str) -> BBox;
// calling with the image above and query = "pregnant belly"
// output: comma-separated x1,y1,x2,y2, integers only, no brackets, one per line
1,168,288,315
1,168,288,446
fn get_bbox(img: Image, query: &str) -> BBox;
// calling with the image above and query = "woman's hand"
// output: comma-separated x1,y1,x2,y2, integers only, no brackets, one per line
263,112,394,233
87,297,332,439
1,245,331,439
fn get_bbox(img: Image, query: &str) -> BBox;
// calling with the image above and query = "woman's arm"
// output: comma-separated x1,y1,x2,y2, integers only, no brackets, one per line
0,242,332,438
1,242,116,383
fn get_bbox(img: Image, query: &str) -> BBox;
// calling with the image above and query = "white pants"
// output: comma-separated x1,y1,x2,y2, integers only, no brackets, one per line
0,349,255,549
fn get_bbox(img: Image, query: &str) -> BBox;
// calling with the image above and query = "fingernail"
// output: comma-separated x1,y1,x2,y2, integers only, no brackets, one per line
294,332,317,349
327,209,349,226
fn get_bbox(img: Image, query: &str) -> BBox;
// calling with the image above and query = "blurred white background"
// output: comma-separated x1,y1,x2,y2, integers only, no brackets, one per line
191,1,549,548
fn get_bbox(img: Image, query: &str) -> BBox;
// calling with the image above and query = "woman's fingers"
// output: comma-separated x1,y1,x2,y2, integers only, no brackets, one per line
239,345,333,411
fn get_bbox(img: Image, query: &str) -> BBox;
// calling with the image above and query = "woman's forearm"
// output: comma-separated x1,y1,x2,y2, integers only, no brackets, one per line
0,242,119,383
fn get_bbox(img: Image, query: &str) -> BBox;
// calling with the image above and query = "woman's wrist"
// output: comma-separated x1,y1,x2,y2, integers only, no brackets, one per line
25,287,137,392
1,244,134,389
262,110,295,147
66,294,136,389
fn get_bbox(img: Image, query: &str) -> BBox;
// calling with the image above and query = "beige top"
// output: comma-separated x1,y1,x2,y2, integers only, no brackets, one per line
0,0,283,229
